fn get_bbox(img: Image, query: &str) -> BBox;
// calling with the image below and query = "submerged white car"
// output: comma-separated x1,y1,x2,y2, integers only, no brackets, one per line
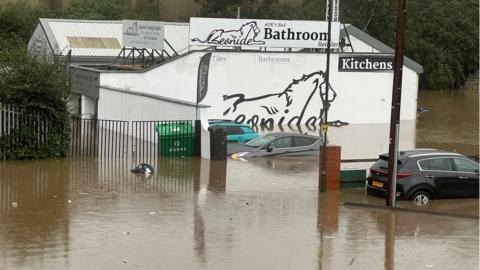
228,132,323,159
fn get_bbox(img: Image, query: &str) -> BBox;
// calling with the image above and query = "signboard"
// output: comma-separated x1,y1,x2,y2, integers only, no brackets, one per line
70,68,99,98
190,17,340,49
326,0,340,22
338,55,394,72
197,53,212,103
122,20,164,49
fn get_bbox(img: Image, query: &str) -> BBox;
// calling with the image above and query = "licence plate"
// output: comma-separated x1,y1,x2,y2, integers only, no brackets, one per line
372,181,384,188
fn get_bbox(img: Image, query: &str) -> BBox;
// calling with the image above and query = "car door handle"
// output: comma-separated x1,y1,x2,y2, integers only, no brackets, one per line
458,176,468,179
424,175,435,178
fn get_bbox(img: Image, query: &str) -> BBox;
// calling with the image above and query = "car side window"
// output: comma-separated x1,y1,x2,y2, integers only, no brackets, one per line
453,158,479,173
240,127,254,134
271,137,292,149
419,158,453,171
226,126,244,135
418,159,430,170
294,137,316,147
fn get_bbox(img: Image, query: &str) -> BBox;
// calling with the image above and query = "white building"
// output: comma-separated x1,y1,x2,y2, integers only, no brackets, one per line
29,18,423,160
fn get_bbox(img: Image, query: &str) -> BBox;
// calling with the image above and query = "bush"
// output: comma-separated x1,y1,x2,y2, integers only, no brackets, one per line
0,42,70,160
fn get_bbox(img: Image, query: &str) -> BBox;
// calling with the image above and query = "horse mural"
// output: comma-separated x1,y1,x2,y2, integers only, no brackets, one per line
222,70,343,128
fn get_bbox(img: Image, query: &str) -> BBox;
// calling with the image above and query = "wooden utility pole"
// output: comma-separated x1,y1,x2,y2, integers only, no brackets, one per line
386,0,407,206
320,0,333,192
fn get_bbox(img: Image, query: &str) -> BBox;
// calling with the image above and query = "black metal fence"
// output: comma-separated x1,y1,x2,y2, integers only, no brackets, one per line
70,118,196,161
70,118,129,158
0,104,50,160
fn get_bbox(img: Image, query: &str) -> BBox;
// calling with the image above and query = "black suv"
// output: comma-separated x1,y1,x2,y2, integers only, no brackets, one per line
367,149,479,205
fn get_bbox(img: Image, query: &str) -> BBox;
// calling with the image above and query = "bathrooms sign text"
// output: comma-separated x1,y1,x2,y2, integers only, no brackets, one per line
190,17,340,49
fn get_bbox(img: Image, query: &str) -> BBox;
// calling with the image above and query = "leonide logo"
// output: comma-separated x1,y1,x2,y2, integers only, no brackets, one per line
190,18,340,49
191,21,265,46
124,21,140,36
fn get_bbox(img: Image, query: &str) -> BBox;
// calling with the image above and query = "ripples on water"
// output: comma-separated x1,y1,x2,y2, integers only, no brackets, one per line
1,76,478,269
0,157,478,270
417,84,479,156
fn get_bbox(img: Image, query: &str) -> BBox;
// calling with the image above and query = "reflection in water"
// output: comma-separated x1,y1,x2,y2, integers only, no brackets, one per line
385,213,395,270
317,192,340,270
0,160,70,268
208,161,227,193
194,160,227,267
417,88,479,156
0,157,478,270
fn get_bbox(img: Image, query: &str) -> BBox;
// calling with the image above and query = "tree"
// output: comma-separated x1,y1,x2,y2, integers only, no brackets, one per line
0,2,51,45
0,41,70,159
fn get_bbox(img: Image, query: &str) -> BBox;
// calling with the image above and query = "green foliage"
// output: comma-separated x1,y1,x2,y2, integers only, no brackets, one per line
0,42,70,160
63,0,129,20
63,0,162,20
0,2,51,45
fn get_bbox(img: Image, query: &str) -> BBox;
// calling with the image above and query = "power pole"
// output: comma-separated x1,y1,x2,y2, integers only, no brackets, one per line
386,0,407,207
320,0,333,192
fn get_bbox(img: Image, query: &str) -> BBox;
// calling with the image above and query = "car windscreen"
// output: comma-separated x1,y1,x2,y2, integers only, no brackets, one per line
373,155,404,170
244,134,277,147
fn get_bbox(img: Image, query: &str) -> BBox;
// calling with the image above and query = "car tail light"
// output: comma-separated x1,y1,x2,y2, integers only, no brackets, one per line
371,169,410,179
370,169,387,177
396,172,411,180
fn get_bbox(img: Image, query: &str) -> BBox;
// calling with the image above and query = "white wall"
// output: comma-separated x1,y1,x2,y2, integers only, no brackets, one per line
28,25,54,58
97,87,202,121
100,54,199,104
81,95,96,119
347,35,381,53
100,51,419,124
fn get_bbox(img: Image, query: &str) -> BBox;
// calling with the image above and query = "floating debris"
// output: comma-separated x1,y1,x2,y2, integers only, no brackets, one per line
149,211,156,215
325,236,336,239
131,163,154,177
11,202,17,208
67,200,72,204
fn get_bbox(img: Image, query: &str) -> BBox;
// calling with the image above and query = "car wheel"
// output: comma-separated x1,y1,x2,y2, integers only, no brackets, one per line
411,190,431,206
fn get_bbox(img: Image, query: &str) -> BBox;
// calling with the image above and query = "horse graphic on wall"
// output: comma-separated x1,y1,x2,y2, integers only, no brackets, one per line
222,70,342,127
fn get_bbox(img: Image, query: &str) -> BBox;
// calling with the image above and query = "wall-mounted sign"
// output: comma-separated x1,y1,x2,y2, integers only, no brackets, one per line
338,55,394,72
71,68,99,98
122,20,164,49
190,17,340,49
326,0,340,22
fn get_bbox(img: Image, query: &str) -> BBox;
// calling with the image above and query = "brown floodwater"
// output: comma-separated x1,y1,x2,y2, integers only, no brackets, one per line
416,76,479,156
1,75,479,269
0,157,478,270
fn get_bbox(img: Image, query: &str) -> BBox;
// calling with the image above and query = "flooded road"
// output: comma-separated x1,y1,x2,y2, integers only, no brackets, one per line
0,157,478,270
416,76,479,156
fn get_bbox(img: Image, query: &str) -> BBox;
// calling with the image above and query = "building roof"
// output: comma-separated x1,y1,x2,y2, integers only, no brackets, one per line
36,18,189,59
340,24,423,74
33,19,423,74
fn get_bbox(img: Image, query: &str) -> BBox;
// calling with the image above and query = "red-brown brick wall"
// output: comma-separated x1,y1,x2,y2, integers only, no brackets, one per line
319,145,341,191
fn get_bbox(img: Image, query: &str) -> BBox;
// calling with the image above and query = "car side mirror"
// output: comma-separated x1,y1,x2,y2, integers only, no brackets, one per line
266,145,273,152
